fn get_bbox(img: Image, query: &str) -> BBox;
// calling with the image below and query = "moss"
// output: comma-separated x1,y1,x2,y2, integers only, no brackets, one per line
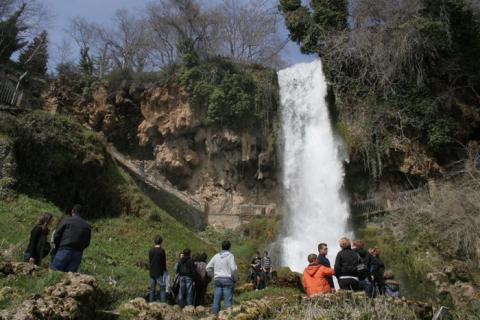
178,57,278,134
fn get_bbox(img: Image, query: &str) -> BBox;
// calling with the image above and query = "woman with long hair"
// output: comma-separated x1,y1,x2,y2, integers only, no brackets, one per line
24,212,54,266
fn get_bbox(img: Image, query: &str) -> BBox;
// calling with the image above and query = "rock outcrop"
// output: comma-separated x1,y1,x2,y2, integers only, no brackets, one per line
0,271,99,320
0,134,16,199
45,81,279,229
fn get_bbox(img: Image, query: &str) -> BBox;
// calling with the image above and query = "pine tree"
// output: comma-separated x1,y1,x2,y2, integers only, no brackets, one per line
19,30,48,76
0,4,27,64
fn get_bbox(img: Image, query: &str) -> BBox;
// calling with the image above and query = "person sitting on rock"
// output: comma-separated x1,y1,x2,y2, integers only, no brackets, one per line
24,212,54,266
384,271,401,298
302,253,335,297
51,204,91,272
250,251,265,290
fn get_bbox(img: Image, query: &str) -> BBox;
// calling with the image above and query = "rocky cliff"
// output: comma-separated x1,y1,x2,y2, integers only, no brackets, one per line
44,62,279,229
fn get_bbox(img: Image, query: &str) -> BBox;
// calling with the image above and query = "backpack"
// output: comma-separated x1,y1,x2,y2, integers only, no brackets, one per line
356,254,368,273
178,258,193,275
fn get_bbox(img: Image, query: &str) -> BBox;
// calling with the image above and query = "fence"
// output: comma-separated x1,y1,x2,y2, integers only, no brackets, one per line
351,188,426,217
0,75,23,107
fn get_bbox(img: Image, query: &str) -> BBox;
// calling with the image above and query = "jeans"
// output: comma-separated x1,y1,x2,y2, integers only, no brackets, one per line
149,275,167,303
212,277,234,314
178,276,193,307
359,278,373,297
51,249,83,272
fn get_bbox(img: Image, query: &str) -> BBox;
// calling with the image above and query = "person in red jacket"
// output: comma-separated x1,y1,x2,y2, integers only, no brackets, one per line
302,253,335,297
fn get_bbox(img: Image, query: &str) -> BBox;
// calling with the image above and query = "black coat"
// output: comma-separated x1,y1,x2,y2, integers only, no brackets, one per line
25,226,48,265
176,256,195,278
334,247,360,278
354,248,373,280
54,215,91,251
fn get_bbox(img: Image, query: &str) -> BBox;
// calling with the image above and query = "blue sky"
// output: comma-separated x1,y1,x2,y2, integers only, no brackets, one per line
42,0,316,68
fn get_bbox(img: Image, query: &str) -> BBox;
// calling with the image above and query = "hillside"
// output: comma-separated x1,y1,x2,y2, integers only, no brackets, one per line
0,109,215,310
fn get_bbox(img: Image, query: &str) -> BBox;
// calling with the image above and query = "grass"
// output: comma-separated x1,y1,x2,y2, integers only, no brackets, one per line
0,167,215,309
199,216,281,282
234,286,300,303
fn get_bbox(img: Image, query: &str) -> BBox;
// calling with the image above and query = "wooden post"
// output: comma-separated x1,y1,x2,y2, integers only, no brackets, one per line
428,179,436,198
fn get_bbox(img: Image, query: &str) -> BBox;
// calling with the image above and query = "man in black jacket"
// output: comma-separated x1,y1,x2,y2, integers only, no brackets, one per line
51,205,91,272
334,237,361,291
176,248,195,308
149,235,167,303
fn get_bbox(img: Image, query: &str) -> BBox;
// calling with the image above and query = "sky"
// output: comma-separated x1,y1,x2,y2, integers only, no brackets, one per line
41,0,316,69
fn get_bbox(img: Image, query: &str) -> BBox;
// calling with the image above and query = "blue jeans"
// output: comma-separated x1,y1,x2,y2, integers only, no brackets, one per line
212,277,234,314
51,249,83,272
359,278,374,297
178,276,193,307
149,275,167,303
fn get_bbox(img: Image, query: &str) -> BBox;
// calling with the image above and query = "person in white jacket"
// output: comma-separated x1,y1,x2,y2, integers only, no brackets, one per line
206,240,238,314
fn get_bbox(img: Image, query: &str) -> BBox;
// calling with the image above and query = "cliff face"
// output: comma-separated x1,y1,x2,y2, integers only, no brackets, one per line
45,78,278,229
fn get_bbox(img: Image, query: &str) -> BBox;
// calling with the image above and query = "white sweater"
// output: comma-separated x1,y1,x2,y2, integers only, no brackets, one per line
206,250,238,282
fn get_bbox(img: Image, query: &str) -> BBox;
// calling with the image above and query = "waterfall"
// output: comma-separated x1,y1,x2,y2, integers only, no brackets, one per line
279,60,350,273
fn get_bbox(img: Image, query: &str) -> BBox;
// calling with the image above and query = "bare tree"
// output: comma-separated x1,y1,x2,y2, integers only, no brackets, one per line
99,9,151,72
213,0,287,66
146,0,220,66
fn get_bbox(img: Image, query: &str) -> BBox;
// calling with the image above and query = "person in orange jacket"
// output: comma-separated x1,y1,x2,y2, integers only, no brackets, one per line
302,253,335,297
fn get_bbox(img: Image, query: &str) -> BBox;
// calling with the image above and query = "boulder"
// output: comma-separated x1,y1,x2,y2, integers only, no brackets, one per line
0,273,99,320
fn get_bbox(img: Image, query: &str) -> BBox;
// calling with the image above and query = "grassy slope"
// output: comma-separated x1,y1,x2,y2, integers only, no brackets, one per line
0,167,215,309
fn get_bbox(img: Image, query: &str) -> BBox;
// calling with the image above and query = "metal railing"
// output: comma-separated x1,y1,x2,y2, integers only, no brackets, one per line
0,79,21,106
351,188,426,217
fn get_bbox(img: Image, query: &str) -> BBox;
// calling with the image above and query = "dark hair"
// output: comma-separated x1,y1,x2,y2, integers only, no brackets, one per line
154,235,163,245
72,204,82,216
222,240,231,251
318,243,328,250
264,251,268,255
256,251,261,255
183,248,191,256
36,212,53,232
200,252,207,262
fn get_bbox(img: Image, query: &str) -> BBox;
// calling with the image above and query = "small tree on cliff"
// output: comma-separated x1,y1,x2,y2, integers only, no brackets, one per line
19,30,48,76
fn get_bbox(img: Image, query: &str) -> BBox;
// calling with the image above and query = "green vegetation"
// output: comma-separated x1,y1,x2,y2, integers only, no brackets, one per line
280,0,480,179
0,111,216,308
0,4,26,64
0,183,214,309
199,216,281,281
360,164,480,315
178,56,278,132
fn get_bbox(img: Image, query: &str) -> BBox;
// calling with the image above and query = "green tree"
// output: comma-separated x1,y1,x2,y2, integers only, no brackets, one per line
79,46,93,78
0,4,27,64
19,30,48,76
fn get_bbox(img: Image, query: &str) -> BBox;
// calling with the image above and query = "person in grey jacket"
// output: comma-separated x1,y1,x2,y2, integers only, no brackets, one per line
51,204,91,272
206,240,238,314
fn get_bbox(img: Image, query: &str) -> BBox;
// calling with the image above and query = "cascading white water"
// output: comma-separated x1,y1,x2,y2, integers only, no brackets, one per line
279,60,350,273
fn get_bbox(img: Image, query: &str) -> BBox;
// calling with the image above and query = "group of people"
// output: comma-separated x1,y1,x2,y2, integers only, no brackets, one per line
302,237,400,298
24,208,401,315
250,251,273,290
23,205,91,272
148,239,238,315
